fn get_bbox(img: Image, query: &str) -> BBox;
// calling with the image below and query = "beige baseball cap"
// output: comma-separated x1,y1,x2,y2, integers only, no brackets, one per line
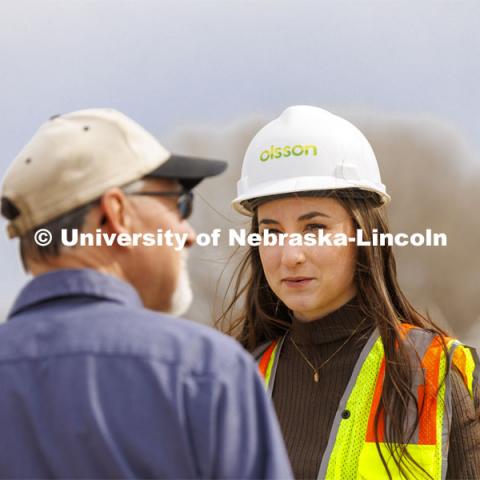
1,108,227,238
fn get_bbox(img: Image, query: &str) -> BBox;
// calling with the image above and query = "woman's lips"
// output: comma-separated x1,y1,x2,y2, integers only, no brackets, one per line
281,277,314,288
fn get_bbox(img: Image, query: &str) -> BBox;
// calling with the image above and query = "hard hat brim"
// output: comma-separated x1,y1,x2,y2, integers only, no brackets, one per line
232,176,390,216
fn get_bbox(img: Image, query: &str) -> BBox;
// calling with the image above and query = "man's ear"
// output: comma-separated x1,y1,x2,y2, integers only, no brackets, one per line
99,188,134,234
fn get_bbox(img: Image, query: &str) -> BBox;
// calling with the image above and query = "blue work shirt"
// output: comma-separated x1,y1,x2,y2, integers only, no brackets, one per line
0,268,292,479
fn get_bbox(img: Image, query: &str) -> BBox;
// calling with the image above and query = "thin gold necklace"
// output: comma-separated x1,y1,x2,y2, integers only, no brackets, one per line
289,316,368,383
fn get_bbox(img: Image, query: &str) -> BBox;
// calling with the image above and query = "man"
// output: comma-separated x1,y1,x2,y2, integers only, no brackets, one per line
0,109,292,479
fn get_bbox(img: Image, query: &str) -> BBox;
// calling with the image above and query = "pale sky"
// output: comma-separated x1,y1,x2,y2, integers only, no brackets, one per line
0,0,479,317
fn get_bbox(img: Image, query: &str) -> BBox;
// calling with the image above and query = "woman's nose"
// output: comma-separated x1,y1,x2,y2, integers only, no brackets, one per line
280,244,306,267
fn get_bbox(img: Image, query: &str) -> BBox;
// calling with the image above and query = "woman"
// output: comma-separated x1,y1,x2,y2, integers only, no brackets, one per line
220,106,479,479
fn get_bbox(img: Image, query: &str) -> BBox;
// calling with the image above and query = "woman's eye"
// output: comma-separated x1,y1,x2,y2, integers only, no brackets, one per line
305,223,326,231
261,228,282,235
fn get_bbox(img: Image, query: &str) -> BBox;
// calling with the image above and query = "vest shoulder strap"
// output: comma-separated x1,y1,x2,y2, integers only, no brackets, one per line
252,340,275,363
399,324,479,398
255,337,286,393
449,341,479,399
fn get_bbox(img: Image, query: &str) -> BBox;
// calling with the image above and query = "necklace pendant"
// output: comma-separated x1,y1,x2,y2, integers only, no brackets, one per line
313,371,320,383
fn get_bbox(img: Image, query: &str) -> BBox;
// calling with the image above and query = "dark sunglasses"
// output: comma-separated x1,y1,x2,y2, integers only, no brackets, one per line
129,190,194,220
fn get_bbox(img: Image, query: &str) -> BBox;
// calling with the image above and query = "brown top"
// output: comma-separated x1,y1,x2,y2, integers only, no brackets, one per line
271,297,480,479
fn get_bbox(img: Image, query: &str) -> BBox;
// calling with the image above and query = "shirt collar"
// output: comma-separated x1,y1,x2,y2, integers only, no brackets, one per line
8,268,144,319
289,295,375,345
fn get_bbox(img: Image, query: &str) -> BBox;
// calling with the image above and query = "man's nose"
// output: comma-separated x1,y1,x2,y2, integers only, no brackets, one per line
181,220,197,248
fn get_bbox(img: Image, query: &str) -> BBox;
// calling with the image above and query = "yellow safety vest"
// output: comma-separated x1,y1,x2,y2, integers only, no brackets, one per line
256,325,479,479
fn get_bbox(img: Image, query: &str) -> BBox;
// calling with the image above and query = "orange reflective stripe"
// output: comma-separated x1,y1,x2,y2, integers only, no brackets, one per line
418,335,443,445
366,325,427,444
258,340,277,378
366,326,442,446
399,323,416,335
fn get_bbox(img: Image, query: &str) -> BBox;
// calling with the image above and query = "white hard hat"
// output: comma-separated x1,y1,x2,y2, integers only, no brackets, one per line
232,105,390,215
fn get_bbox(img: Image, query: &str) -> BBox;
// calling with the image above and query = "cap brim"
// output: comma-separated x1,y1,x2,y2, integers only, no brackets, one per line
146,154,227,190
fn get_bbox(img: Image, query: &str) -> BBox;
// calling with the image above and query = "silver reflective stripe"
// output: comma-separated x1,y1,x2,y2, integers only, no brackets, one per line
253,341,273,362
316,329,380,480
266,335,286,398
404,328,435,364
441,341,459,480
470,347,480,388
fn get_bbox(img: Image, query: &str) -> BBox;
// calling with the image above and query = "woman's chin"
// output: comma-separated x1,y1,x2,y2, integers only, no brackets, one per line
281,300,319,321
278,287,322,311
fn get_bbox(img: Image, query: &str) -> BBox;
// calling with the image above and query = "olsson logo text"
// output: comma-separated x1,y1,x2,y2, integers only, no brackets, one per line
259,144,318,162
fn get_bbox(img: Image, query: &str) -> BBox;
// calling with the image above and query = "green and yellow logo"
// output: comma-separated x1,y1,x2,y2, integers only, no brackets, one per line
259,144,318,162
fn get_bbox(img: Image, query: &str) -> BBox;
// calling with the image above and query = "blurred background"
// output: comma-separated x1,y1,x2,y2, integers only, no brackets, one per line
0,0,478,348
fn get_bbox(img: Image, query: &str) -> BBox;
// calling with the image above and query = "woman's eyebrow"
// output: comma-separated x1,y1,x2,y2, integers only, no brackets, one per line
258,218,279,225
298,211,331,221
259,211,331,225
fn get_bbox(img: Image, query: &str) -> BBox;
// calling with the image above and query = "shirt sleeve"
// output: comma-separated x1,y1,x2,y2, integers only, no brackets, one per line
183,350,293,479
446,365,480,479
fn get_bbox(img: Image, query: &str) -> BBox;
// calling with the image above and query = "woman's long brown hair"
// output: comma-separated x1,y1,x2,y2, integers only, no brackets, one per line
217,189,449,479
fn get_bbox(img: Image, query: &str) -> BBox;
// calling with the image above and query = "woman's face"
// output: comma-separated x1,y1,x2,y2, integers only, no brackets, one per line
257,195,357,322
